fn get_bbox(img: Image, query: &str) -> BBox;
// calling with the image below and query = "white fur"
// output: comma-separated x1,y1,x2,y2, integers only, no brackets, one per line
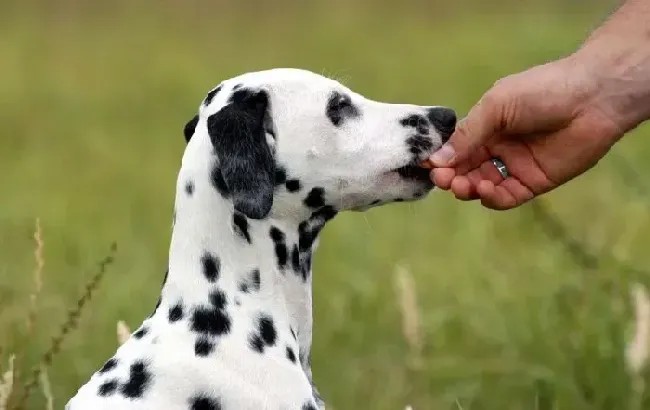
66,68,453,410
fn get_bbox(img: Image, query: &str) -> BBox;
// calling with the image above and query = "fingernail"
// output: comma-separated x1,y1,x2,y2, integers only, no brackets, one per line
429,144,455,166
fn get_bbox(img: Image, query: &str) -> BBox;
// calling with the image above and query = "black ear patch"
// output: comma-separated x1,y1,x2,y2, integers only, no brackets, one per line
184,115,199,143
204,85,223,107
207,89,275,220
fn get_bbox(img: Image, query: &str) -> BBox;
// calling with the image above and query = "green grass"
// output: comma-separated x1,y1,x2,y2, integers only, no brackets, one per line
2,1,650,409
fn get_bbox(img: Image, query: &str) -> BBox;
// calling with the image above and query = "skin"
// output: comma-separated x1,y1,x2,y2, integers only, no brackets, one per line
426,0,650,210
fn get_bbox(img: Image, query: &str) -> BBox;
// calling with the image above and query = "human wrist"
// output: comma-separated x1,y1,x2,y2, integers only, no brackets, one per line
570,43,650,137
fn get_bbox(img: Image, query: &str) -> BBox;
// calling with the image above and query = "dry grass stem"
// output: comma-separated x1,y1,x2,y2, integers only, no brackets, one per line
117,321,131,345
26,218,45,335
0,355,15,410
38,364,53,410
626,282,650,409
14,243,117,410
626,282,650,374
394,265,423,370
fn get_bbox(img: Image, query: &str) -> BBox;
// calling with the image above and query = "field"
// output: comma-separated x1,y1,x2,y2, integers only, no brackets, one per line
2,0,650,409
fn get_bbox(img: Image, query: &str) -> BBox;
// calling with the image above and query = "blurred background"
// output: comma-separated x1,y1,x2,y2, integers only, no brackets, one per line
3,0,650,409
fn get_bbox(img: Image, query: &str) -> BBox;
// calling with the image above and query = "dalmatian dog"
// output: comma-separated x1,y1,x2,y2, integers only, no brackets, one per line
65,68,456,410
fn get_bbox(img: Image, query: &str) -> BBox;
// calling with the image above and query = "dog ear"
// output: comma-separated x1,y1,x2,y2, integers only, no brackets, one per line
207,89,275,220
183,114,199,143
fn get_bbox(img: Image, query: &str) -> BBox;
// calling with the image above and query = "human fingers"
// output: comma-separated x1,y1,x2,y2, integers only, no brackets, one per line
429,89,507,167
429,167,455,190
476,178,535,210
465,159,510,188
450,176,480,201
446,156,509,202
427,144,492,188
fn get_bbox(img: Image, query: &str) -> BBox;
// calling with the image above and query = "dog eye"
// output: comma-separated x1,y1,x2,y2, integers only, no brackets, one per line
333,95,352,110
325,91,361,127
327,92,353,112
326,91,359,126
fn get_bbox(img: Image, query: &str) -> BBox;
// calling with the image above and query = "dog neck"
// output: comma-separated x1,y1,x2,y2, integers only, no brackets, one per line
154,148,336,384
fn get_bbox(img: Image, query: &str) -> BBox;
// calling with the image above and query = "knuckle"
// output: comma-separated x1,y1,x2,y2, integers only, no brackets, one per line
482,87,506,109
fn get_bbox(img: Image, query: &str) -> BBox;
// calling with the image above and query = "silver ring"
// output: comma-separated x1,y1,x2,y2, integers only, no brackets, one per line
491,157,509,179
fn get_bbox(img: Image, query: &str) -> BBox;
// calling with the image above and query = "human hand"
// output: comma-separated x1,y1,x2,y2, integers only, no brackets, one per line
426,55,626,210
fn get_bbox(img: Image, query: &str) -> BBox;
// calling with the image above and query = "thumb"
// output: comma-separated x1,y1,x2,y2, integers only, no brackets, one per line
429,91,504,167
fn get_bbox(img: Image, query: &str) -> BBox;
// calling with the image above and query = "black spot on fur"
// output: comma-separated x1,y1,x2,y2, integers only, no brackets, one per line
239,268,261,293
184,115,199,143
233,212,251,244
194,338,215,357
291,245,300,272
99,358,118,374
191,306,231,337
133,327,148,339
201,252,221,283
185,180,195,196
298,222,313,252
209,289,227,310
300,258,310,280
98,379,118,396
274,167,287,186
249,334,264,353
259,315,277,345
290,327,297,341
302,402,318,410
250,269,261,290
248,314,277,353
270,227,288,270
312,205,338,223
400,114,430,135
394,198,405,202
294,206,337,280
304,187,325,209
270,226,285,242
286,346,297,363
203,85,223,107
406,135,434,155
169,303,184,322
285,179,301,192
326,91,360,126
190,395,222,410
302,252,313,280
120,361,151,399
275,243,288,270
210,166,230,197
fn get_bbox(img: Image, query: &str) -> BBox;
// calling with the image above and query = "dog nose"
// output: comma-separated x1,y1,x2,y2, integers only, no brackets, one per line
426,107,456,142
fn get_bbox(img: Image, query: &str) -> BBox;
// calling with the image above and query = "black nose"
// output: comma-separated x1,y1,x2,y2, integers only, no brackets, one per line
426,107,457,142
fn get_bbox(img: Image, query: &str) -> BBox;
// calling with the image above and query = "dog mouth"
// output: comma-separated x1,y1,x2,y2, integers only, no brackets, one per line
393,163,432,182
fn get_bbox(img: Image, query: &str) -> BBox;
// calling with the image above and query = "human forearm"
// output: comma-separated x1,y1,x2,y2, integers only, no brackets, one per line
573,0,650,133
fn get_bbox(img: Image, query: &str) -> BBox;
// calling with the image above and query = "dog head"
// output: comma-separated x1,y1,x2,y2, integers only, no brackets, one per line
182,68,456,220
